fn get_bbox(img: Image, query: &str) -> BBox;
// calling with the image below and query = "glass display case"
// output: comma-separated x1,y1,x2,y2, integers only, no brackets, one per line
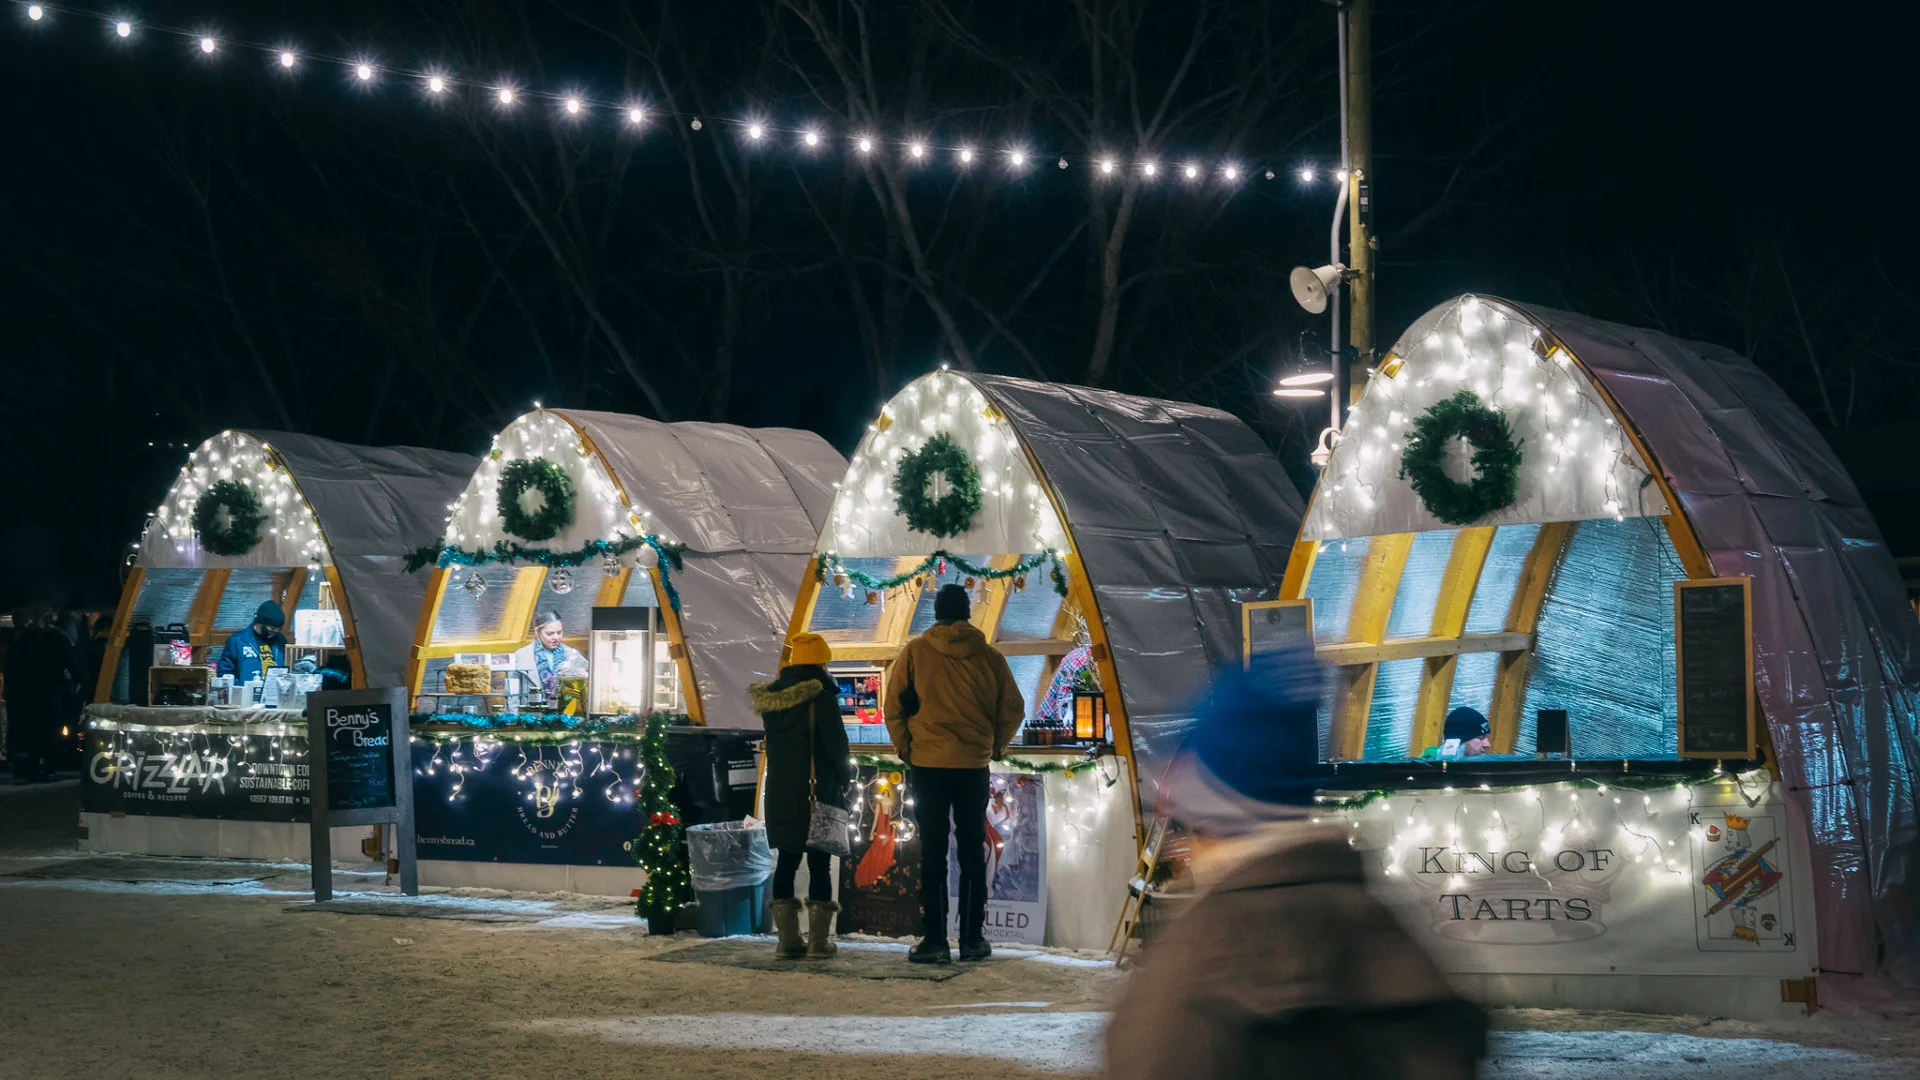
588,606,659,716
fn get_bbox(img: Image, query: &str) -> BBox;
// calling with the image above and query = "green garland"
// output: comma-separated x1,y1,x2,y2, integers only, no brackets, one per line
817,549,1068,599
404,534,688,612
497,458,576,541
192,479,268,557
1399,390,1523,526
892,432,984,538
632,711,691,933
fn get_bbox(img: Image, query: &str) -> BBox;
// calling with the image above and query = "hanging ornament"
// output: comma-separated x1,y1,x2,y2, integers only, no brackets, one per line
462,570,489,597
548,567,574,595
1014,574,1028,592
937,557,947,575
635,543,661,570
864,590,879,606
601,552,622,577
963,576,976,589
833,573,848,587
842,584,856,600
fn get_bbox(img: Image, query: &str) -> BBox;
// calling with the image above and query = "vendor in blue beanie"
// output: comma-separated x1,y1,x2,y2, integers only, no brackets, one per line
215,601,287,687
1110,645,1487,1079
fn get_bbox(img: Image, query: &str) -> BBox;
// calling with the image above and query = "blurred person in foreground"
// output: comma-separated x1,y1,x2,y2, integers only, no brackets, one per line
1106,646,1487,1079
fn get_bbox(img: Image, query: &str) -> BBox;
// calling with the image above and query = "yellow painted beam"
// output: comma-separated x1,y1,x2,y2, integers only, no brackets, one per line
1319,631,1532,667
406,568,452,698
93,567,144,704
186,569,231,648
1488,521,1574,753
1325,532,1413,760
1279,538,1320,601
974,555,1021,644
651,565,703,724
1409,527,1497,754
325,565,366,689
995,638,1077,657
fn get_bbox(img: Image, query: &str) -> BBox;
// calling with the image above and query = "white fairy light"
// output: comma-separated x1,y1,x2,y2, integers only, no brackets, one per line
856,136,873,153
958,146,975,164
1140,161,1158,178
199,36,217,54
627,105,646,125
354,62,375,82
746,122,766,140
496,86,516,106
28,5,44,20
1098,158,1116,175
1299,166,1315,182
278,50,298,68
908,141,927,160
802,129,820,148
1183,162,1200,180
1222,164,1240,181
426,74,447,94
564,95,583,115
1008,148,1026,167
114,20,132,37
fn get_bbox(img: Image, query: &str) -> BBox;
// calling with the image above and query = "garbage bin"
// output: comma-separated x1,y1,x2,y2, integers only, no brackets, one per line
686,821,775,937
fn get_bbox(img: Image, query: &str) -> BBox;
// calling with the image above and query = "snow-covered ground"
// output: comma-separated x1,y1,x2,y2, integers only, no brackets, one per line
3,780,1917,1078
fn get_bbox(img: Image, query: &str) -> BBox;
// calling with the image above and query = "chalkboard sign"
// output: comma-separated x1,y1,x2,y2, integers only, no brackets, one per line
315,696,398,810
1242,599,1315,669
1676,578,1755,759
305,687,417,902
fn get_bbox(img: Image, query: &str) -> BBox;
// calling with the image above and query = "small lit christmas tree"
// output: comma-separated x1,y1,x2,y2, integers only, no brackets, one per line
633,711,690,933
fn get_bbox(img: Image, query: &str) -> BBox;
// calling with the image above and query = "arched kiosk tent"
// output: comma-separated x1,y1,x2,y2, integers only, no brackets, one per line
408,409,845,724
1281,294,1918,1016
788,370,1305,950
84,430,475,860
99,430,477,697
404,410,843,895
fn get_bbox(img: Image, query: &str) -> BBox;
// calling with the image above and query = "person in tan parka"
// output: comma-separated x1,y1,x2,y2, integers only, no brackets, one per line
882,584,1025,964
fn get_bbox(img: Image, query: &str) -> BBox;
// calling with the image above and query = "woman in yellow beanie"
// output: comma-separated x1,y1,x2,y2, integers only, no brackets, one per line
746,632,852,959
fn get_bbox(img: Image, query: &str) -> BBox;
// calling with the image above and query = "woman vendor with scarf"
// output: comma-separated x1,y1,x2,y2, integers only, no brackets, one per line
510,610,587,697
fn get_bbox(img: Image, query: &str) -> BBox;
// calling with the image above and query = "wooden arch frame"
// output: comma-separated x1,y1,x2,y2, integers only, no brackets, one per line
1279,300,1720,759
93,440,368,702
402,412,704,722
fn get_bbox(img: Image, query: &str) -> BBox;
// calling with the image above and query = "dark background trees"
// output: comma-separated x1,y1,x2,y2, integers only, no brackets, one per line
2,0,1914,610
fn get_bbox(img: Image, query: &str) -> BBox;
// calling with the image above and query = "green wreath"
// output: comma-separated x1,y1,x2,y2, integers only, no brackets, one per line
497,458,576,541
892,432,984,538
193,479,268,557
1399,390,1523,526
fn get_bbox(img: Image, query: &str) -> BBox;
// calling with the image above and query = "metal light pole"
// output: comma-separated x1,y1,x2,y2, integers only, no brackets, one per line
1343,0,1375,407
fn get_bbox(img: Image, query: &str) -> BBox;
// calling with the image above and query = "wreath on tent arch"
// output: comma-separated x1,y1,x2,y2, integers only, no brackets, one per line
193,479,268,557
892,432,985,538
1399,390,1523,526
497,458,576,542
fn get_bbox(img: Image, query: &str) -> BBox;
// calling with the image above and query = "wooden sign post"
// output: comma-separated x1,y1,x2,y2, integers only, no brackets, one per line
307,687,417,901
1675,577,1757,760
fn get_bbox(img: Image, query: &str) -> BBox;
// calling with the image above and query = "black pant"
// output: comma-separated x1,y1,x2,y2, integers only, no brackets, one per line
773,847,833,903
912,765,990,943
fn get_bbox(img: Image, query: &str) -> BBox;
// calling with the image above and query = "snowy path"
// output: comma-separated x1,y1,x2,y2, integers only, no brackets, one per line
3,779,1917,1078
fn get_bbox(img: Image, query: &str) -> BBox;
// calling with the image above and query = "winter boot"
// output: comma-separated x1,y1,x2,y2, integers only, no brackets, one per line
958,937,992,962
908,936,952,964
804,900,840,959
771,898,807,960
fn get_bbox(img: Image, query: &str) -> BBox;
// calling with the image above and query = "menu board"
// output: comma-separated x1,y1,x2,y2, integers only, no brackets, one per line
1676,578,1755,759
1242,599,1315,669
312,693,398,811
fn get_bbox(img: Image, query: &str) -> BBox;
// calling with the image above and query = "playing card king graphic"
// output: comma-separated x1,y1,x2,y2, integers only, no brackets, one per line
1691,810,1796,951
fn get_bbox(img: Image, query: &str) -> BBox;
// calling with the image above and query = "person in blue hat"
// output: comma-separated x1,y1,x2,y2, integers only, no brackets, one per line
1420,706,1492,760
1106,647,1486,1079
215,601,287,686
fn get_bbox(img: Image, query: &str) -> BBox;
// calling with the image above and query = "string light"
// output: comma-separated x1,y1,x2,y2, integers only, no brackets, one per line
626,104,645,125
19,6,1328,191
1299,166,1315,182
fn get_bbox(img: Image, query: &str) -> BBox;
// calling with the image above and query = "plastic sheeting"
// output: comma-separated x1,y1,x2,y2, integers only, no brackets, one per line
965,376,1306,819
1512,301,1920,982
685,820,775,892
558,413,845,730
255,434,477,690
135,433,475,692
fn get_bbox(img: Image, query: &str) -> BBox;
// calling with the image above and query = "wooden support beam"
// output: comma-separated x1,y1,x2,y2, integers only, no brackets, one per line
1326,533,1414,761
1279,538,1320,601
974,555,1021,644
406,568,452,698
324,565,365,689
185,569,231,647
995,638,1078,657
1318,631,1531,667
1409,527,1497,754
93,567,145,704
651,566,703,724
1488,521,1575,753
281,567,309,615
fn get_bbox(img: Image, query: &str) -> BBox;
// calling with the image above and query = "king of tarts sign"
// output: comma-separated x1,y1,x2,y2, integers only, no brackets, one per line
1327,774,1815,976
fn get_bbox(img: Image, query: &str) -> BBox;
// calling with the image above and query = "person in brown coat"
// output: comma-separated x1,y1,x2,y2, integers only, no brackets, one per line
748,632,852,960
882,584,1024,965
1107,648,1487,1079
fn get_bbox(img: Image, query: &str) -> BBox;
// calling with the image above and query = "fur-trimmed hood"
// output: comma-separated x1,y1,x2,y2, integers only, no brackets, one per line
748,678,826,715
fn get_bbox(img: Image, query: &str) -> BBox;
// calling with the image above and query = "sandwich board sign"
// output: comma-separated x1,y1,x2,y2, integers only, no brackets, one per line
306,688,417,900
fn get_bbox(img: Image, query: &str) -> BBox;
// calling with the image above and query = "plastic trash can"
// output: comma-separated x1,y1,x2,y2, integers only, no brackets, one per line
686,821,775,937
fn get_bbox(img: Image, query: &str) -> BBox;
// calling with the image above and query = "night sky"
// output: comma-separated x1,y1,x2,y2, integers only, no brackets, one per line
3,0,1914,610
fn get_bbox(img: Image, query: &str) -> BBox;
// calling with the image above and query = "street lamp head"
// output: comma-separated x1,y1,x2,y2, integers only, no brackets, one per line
1289,263,1346,314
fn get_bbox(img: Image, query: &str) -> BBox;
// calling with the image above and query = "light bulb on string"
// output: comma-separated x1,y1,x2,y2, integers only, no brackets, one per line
563,95,583,116
27,4,45,20
496,86,517,107
199,36,218,54
1008,148,1027,168
426,74,447,94
1140,161,1158,178
958,146,975,164
354,62,375,82
1183,162,1200,180
746,122,766,140
1098,158,1116,175
278,49,298,69
1223,164,1241,181
626,105,646,125
114,19,132,38
856,136,874,154
802,129,820,148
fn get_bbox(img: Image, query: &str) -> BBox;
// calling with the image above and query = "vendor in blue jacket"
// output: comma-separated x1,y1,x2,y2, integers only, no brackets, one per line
216,602,287,685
